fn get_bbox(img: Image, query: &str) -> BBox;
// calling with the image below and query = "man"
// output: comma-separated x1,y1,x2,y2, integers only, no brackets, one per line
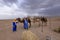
23,18,28,30
12,19,18,32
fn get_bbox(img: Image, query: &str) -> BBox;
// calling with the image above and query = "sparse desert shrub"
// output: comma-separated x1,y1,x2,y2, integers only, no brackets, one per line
21,30,39,40
53,27,60,33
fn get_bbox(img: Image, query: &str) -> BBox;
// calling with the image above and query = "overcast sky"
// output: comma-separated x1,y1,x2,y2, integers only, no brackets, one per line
0,0,60,19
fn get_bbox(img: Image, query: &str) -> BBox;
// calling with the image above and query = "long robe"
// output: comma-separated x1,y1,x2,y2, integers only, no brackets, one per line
23,19,28,29
12,22,17,32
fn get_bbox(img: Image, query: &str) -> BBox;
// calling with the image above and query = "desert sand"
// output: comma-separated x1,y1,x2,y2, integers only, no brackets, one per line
0,17,60,40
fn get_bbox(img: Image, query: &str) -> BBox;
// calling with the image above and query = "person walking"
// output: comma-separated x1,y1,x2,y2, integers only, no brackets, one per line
23,18,28,30
12,19,18,32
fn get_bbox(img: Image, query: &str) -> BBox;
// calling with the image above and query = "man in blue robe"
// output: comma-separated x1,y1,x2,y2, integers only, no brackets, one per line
23,18,28,30
12,22,17,32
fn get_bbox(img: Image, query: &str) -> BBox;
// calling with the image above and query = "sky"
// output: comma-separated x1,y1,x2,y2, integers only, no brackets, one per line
0,0,60,19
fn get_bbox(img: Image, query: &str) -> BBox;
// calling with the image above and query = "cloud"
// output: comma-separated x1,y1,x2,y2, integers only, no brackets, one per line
0,0,27,19
20,0,60,16
43,6,60,16
0,0,60,19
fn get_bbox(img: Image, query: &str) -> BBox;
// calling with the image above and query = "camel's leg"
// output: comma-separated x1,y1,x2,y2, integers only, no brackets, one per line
37,19,40,26
45,22,47,26
29,22,31,28
41,21,43,32
38,21,40,27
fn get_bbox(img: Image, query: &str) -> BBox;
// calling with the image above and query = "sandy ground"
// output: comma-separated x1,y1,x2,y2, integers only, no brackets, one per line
0,17,60,40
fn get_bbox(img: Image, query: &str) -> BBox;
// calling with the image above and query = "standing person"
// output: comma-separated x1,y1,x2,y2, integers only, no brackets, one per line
12,19,17,32
23,18,28,30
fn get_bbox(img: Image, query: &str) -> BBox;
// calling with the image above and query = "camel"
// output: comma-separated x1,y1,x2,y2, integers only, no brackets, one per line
16,17,31,28
16,16,47,28
33,16,41,27
32,16,47,27
40,16,47,26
